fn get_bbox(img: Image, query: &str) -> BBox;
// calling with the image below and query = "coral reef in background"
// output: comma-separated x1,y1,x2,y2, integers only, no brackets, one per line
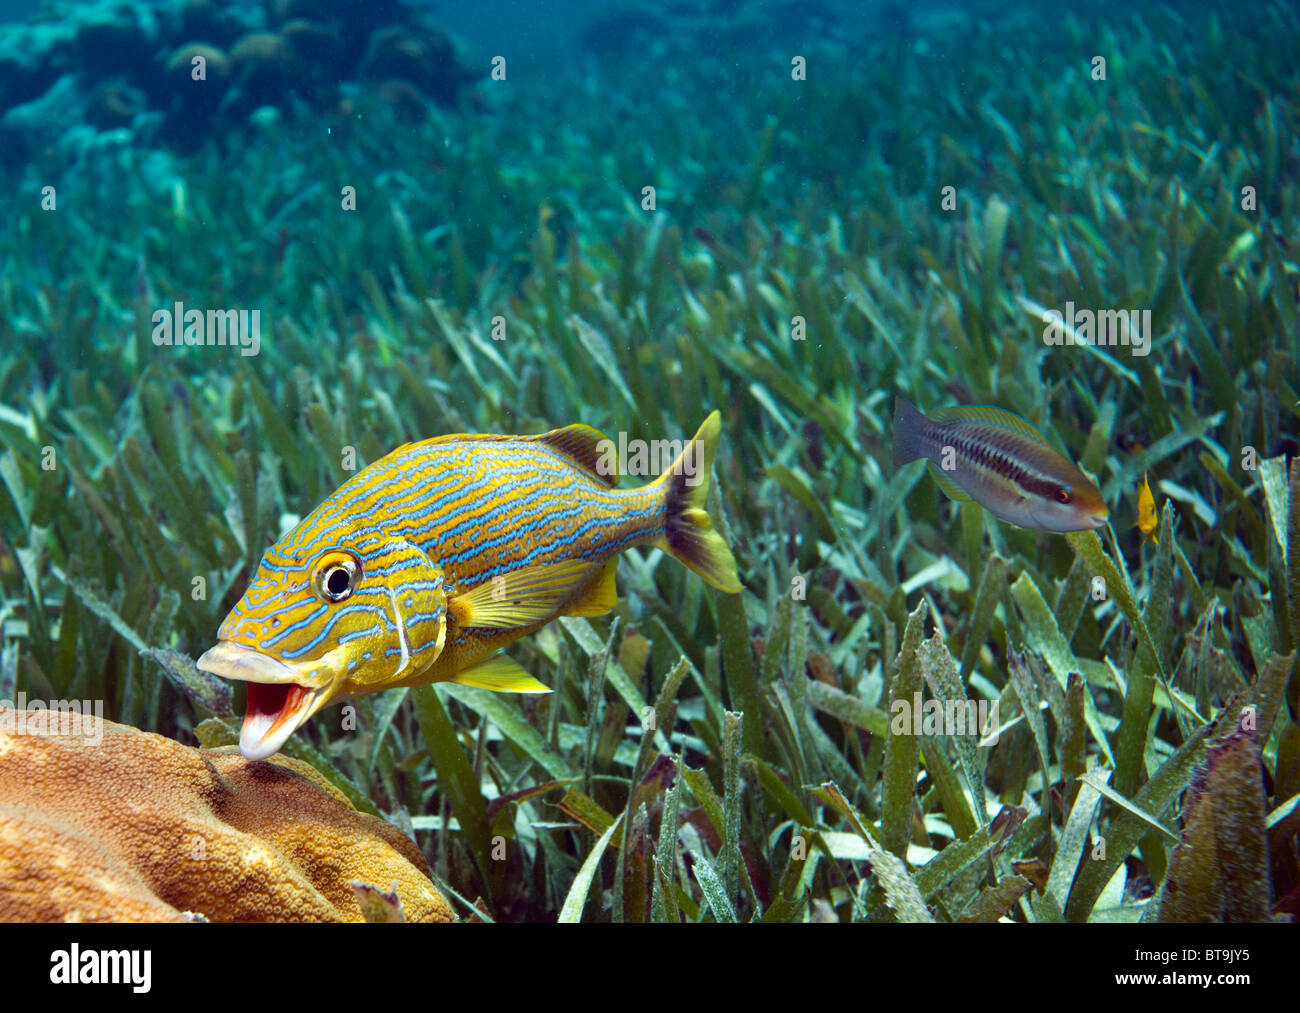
0,0,478,160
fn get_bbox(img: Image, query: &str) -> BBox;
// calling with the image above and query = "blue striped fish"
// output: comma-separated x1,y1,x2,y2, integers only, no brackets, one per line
197,413,742,759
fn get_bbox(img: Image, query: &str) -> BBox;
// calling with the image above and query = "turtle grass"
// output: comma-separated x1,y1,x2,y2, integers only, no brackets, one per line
1,1,1298,922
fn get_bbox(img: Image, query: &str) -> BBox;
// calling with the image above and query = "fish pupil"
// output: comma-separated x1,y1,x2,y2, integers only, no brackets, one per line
323,566,352,600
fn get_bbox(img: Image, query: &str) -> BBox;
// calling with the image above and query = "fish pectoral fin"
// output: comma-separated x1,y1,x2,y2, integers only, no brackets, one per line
450,558,601,629
452,653,552,693
925,460,973,502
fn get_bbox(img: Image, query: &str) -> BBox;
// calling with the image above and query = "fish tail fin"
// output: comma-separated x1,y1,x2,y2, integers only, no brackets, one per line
893,396,929,468
652,411,742,593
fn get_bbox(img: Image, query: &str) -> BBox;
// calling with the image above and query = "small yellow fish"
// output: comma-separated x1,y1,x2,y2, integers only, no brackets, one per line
893,397,1108,531
1137,472,1159,544
198,413,742,759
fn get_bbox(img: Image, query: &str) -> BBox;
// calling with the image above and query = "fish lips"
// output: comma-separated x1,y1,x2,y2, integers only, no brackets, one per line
1076,497,1110,530
1028,494,1108,532
1041,509,1109,533
196,641,334,761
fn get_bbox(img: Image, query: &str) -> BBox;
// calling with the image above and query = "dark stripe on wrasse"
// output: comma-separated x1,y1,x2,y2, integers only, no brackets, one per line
934,425,1064,499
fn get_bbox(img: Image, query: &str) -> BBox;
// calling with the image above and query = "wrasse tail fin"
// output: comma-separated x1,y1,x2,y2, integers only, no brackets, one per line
653,411,742,594
452,653,552,693
450,558,604,629
892,396,929,468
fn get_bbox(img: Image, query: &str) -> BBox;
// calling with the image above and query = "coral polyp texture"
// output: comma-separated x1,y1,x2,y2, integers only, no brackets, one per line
0,0,475,158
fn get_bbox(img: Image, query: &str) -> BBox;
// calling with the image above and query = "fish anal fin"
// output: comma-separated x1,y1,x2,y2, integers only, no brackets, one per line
926,460,973,502
565,558,618,618
535,423,618,487
450,558,601,629
452,653,551,693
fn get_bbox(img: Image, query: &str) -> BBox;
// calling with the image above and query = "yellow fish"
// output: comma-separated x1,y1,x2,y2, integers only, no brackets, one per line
1137,472,1159,544
197,413,742,759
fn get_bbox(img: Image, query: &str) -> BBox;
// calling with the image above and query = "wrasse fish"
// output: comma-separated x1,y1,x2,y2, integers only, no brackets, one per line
1137,472,1159,543
892,397,1108,532
198,413,742,760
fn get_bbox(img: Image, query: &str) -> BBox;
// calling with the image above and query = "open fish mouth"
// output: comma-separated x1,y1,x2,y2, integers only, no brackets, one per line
196,641,334,761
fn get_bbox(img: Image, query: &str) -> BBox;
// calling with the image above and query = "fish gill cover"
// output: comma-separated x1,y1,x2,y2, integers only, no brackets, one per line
0,0,1297,936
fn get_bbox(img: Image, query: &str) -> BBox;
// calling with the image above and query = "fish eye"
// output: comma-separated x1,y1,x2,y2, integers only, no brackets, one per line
312,551,361,603
1056,487,1072,504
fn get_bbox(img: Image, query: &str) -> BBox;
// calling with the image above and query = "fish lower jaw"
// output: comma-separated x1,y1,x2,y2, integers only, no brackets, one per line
239,681,332,761
1046,512,1108,533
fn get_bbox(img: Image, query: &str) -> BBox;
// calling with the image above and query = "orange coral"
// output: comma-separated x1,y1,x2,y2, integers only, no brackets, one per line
0,711,454,923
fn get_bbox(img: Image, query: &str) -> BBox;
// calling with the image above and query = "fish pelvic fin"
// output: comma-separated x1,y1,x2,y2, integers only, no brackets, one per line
652,411,742,594
892,396,929,468
452,653,552,693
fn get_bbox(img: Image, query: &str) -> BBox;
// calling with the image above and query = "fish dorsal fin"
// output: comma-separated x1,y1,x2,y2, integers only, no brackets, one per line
926,460,973,501
534,424,618,487
449,558,602,629
928,405,1047,441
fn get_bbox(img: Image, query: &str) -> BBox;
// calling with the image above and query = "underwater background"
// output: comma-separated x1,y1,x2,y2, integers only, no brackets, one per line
0,0,1298,923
